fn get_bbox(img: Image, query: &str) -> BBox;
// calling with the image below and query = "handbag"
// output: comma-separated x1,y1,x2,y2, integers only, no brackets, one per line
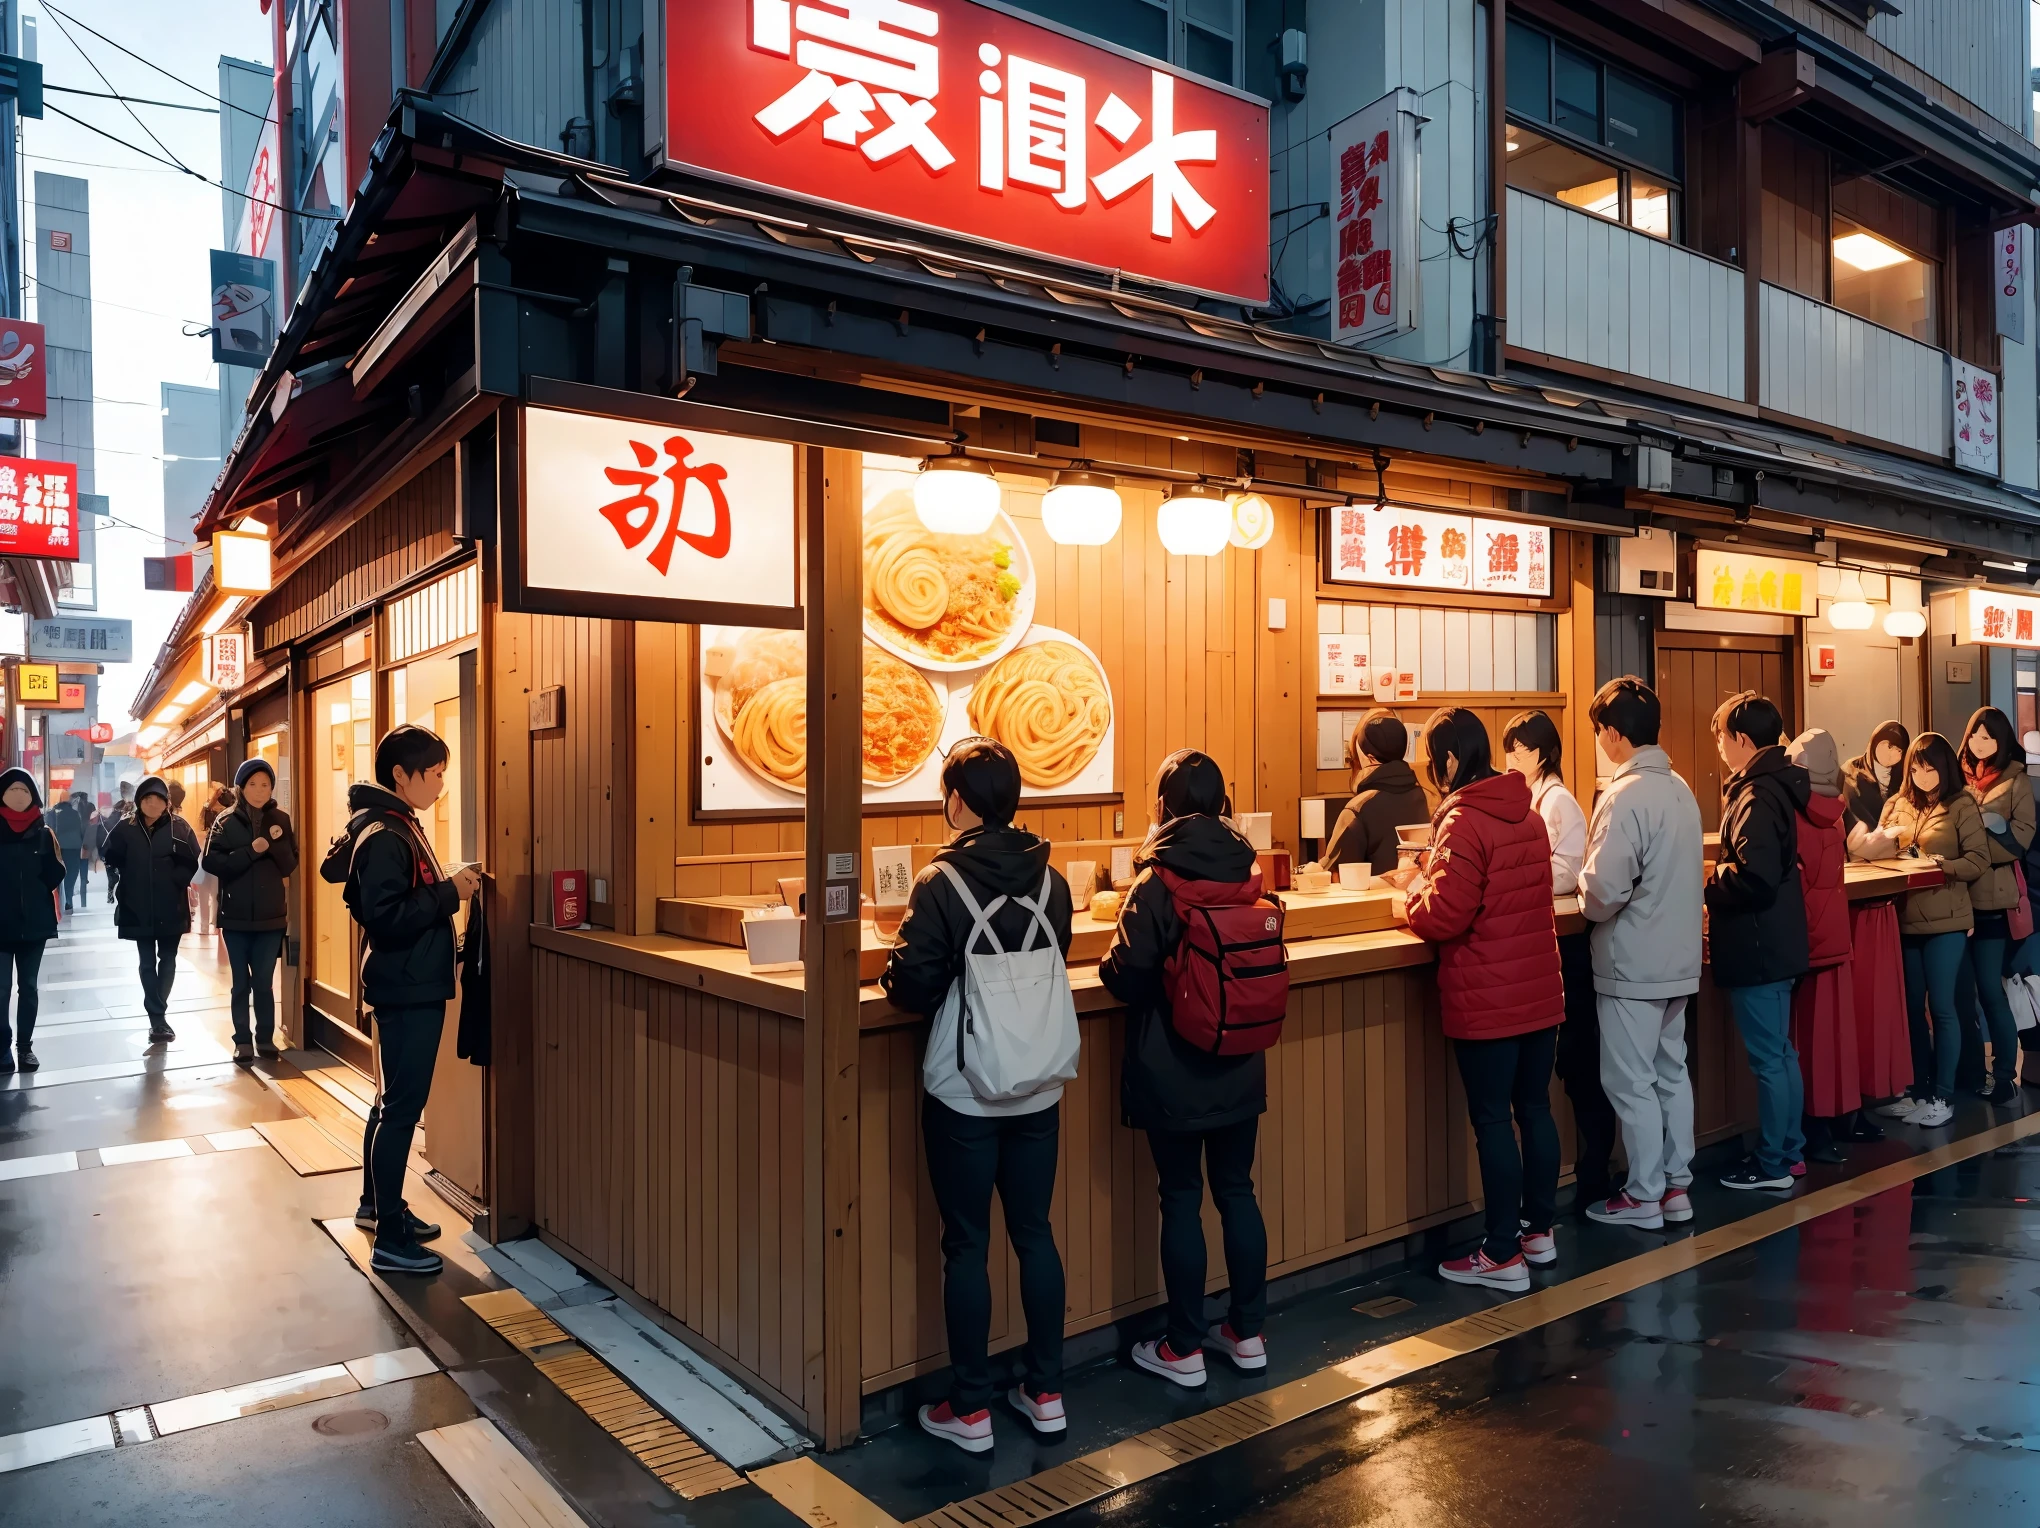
2011,862,2035,942
2007,972,2040,1033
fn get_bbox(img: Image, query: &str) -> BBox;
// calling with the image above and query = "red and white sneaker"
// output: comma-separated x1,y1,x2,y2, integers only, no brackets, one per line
1131,1338,1207,1388
1585,1191,1665,1230
1661,1187,1694,1223
1205,1323,1267,1371
918,1401,993,1454
1438,1248,1530,1292
1517,1228,1557,1266
1007,1384,1066,1436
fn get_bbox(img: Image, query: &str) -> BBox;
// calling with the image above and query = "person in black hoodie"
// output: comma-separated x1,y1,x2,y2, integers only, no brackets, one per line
1705,692,1811,1193
204,758,299,1064
320,725,480,1278
0,768,65,1072
882,738,1075,1455
103,775,200,1042
1320,709,1432,877
1099,749,1269,1390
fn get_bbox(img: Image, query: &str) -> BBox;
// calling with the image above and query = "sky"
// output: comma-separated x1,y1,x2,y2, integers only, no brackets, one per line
17,0,272,723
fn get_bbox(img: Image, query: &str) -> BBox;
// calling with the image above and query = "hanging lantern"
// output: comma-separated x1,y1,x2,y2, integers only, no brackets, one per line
1041,470,1123,545
1827,568,1875,631
913,455,1001,533
1882,578,1926,638
1156,482,1231,557
1226,491,1275,550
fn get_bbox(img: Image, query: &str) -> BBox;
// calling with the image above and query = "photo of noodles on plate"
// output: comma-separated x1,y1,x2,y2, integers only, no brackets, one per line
862,644,945,787
712,629,944,791
967,640,1112,789
863,490,1029,666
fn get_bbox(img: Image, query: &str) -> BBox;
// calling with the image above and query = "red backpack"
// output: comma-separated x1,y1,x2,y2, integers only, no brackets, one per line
1158,867,1290,1055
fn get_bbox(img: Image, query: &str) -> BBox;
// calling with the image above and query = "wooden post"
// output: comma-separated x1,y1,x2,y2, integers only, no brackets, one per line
1487,0,1508,372
802,446,863,1448
1558,531,1599,803
608,619,638,933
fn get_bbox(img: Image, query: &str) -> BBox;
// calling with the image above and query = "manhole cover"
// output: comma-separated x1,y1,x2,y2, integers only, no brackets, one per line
312,1409,389,1437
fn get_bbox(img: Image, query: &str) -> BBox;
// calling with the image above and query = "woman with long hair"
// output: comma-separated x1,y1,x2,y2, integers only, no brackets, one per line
1840,721,1913,1134
0,768,65,1072
1841,720,1910,842
1956,706,2033,1105
1877,733,1989,1128
1399,709,1564,1292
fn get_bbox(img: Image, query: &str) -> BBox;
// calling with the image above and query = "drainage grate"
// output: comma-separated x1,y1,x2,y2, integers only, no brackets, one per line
1353,1295,1416,1319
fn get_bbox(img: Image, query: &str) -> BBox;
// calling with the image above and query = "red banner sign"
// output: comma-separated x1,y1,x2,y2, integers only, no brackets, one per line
667,0,1269,302
0,457,78,560
0,319,47,420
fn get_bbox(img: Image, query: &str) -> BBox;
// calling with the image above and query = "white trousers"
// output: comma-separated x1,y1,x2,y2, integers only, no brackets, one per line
1596,993,1695,1205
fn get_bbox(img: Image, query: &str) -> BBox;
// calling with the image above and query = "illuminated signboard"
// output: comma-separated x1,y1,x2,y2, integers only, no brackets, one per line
1958,587,2040,648
1325,503,1552,597
1693,548,1819,618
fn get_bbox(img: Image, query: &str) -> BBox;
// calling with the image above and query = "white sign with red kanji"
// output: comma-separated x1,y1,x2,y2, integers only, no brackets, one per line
1317,632,1371,697
1952,358,2000,477
1326,504,1551,598
520,406,800,622
1327,90,1419,347
1959,587,2040,648
0,456,79,562
1996,225,2024,347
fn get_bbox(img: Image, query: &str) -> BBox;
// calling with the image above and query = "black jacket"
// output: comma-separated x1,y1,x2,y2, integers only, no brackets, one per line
880,826,1074,1019
203,801,299,931
1706,746,1811,989
49,801,85,855
0,770,64,944
1840,752,1896,838
104,812,201,939
321,783,460,1010
1321,759,1431,876
1098,813,1267,1133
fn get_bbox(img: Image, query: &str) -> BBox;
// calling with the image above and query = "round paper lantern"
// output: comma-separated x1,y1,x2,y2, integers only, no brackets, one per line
913,455,1001,533
1226,491,1275,550
1156,483,1231,557
1041,470,1123,545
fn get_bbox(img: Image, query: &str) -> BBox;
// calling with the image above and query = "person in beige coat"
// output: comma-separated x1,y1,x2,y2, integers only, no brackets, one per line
1956,707,2035,1103
1877,731,1990,1127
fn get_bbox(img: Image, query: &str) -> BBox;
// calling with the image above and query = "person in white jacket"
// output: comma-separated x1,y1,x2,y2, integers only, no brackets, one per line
1578,678,1706,1232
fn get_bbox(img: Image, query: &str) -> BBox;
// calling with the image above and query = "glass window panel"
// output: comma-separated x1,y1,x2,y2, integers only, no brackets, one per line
1507,127,1620,223
1606,71,1679,177
1184,0,1232,29
1185,24,1232,84
1831,217,1937,343
1004,0,1169,59
1552,44,1600,142
1506,21,1550,122
1629,177,1674,239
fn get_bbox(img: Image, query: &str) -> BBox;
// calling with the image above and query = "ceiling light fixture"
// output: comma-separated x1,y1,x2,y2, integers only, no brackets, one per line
1041,469,1122,545
1832,231,1910,272
912,454,1001,534
1827,568,1875,630
1156,482,1231,557
1882,578,1926,638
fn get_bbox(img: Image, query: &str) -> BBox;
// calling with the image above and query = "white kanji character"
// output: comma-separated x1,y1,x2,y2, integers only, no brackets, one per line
22,475,44,525
752,0,953,171
0,467,17,498
978,47,1087,209
1091,71,1218,239
46,478,69,512
49,522,69,548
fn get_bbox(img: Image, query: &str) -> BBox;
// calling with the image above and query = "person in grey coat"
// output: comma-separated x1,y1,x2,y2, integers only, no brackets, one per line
1577,678,1705,1232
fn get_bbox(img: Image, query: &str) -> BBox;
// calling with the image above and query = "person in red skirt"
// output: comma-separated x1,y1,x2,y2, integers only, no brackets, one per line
1787,730,1860,1165
1843,721,1914,1128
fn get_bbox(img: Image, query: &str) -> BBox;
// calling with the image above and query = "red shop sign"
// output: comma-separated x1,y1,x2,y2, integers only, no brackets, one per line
0,457,78,560
0,319,46,420
667,0,1270,303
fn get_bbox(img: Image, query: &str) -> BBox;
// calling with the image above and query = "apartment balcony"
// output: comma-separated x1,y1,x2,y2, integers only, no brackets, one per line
1756,283,1948,459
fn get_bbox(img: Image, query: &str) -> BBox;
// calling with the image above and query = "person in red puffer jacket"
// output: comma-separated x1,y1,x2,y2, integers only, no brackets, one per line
1398,708,1564,1294
1786,729,1860,1167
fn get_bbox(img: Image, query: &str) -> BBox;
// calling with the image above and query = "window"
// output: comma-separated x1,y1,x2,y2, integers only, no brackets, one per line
1006,0,1244,88
1830,220,1937,344
1506,19,1682,241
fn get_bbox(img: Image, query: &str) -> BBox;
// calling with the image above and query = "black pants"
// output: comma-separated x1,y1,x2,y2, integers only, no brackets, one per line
361,1003,445,1248
922,1095,1065,1414
223,929,284,1046
0,940,46,1052
62,859,88,908
134,936,179,1022
1148,1117,1268,1356
1454,1027,1562,1263
1553,930,1619,1205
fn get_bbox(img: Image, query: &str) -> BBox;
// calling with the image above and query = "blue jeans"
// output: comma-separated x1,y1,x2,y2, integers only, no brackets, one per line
1726,980,1805,1177
1955,918,2020,1090
1902,931,1966,1102
223,928,284,1046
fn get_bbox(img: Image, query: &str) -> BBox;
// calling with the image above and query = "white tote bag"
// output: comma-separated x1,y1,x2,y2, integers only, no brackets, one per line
921,863,1080,1105
2007,973,2040,1033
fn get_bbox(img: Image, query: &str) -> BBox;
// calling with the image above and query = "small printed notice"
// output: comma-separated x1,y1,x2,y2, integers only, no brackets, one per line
871,846,914,907
1317,632,1370,697
1110,846,1135,888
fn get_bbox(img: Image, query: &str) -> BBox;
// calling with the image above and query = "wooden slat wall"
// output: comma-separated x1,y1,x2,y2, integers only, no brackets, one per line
527,615,619,913
1757,282,1949,456
1759,124,1829,303
257,456,457,652
1653,638,1793,835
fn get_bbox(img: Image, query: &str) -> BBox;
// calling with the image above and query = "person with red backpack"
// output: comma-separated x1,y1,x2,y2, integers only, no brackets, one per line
1100,750,1285,1388
1397,709,1564,1293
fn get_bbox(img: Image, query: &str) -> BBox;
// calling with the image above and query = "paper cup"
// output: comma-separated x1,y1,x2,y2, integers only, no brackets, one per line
1338,863,1371,890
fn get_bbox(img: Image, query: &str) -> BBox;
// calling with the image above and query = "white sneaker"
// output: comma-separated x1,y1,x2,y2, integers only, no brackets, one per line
1131,1338,1207,1388
1910,1097,1954,1128
1874,1097,1919,1119
1205,1322,1268,1371
1006,1385,1066,1436
1585,1192,1664,1230
1661,1187,1694,1223
918,1402,993,1454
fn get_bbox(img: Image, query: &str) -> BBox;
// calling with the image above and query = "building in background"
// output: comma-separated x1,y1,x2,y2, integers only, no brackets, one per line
161,382,221,556
217,53,275,454
33,172,95,612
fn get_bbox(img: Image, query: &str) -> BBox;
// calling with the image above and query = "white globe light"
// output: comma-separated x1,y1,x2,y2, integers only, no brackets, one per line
1041,471,1122,545
1157,483,1231,557
1827,568,1874,631
913,456,1001,533
1882,608,1926,638
1226,491,1275,550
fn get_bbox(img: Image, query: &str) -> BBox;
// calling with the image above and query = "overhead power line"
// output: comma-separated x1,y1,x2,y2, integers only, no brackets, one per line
26,150,181,175
40,103,340,222
39,1,275,125
45,84,218,115
40,3,196,176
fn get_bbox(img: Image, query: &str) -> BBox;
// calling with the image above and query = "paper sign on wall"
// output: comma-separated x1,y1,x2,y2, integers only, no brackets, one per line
1692,549,1818,617
1953,358,2000,478
1328,90,1419,346
871,845,915,906
1317,632,1370,696
1326,503,1551,597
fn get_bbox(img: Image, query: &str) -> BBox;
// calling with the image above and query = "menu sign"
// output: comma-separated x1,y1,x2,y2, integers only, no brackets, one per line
1693,549,1818,618
1317,632,1370,697
1328,90,1418,346
1958,587,2040,648
1952,359,2000,477
1326,504,1551,597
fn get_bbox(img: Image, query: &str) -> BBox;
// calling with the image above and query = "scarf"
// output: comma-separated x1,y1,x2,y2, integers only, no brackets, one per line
1966,757,2004,796
0,805,40,834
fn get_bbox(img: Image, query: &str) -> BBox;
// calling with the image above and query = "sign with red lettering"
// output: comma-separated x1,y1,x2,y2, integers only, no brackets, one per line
0,319,46,420
1960,587,2040,649
666,0,1269,302
1953,358,2000,477
552,869,588,929
1325,503,1551,597
0,457,78,560
1328,90,1418,346
516,404,800,626
88,722,113,745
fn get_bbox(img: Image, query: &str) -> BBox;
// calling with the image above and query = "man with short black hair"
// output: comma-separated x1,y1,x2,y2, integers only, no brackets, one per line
1322,708,1431,876
1707,690,1811,1193
320,724,481,1276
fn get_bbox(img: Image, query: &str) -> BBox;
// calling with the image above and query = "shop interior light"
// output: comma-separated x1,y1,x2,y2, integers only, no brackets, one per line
912,454,1001,534
155,705,185,725
1883,579,1927,638
1827,569,1875,630
1041,469,1122,545
174,681,211,706
1226,491,1276,550
1832,231,1910,273
1156,482,1232,557
135,725,167,748
200,597,247,637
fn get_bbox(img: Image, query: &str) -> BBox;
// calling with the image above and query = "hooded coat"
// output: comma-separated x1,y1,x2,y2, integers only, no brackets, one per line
1706,746,1812,988
1404,769,1564,1041
103,776,201,939
1321,758,1432,877
0,768,64,944
322,783,460,1008
203,796,299,931
1788,730,1852,971
1579,745,1705,999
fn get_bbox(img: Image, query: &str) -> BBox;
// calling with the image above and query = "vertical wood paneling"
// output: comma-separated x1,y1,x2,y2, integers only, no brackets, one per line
1758,282,1950,456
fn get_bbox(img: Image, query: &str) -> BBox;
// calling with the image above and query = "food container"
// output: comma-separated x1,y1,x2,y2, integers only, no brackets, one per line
1394,823,1433,849
1255,850,1293,891
1066,859,1100,905
1237,811,1274,852
1089,889,1123,921
1337,862,1371,890
741,907,804,972
1293,866,1332,894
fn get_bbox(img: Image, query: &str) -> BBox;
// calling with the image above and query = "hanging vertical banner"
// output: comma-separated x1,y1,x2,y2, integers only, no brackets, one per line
1328,89,1420,348
1996,224,2025,346
0,318,47,420
211,250,277,367
1952,358,2000,477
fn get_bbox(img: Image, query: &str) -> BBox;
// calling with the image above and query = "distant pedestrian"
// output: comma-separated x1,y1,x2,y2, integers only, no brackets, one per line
0,768,66,1073
319,725,480,1278
204,761,297,1065
50,791,86,914
102,775,201,1043
192,784,236,938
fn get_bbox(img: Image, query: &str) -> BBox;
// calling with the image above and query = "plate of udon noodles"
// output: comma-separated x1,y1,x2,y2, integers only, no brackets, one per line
961,627,1115,795
861,488,1036,672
